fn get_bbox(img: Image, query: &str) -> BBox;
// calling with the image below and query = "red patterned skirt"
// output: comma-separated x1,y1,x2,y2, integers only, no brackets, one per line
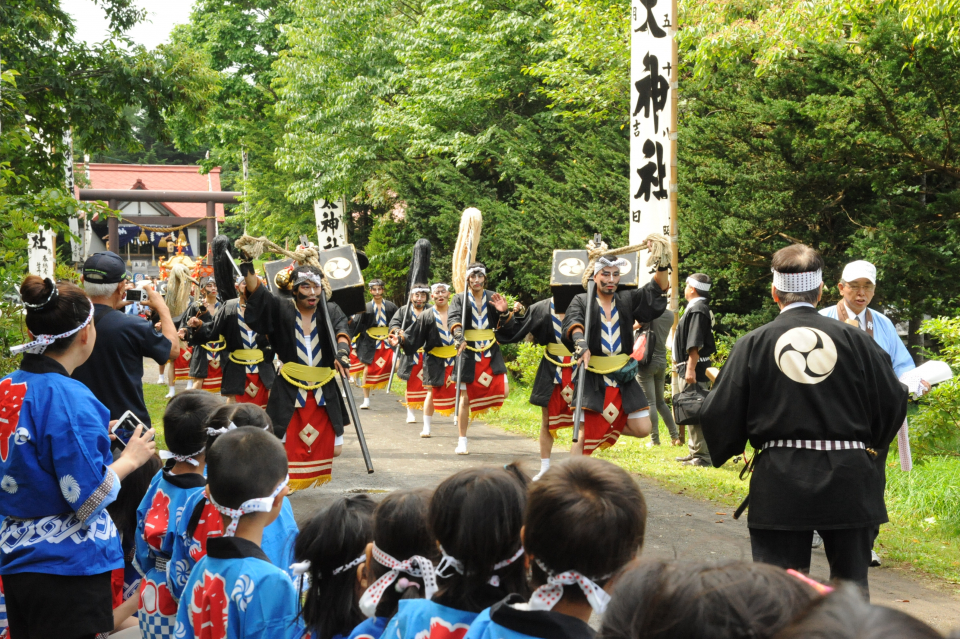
173,345,193,380
547,363,575,433
349,350,364,384
427,364,457,415
362,342,394,389
404,357,428,410
199,357,223,393
286,394,335,491
461,355,506,418
235,372,269,407
581,385,630,455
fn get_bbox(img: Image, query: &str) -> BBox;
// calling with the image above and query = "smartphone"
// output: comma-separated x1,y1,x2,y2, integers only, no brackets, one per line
125,289,148,304
111,410,146,447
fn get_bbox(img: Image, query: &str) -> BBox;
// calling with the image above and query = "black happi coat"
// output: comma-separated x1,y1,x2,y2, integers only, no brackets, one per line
674,299,717,382
388,302,432,381
243,285,351,438
348,300,399,364
192,299,277,396
401,307,458,388
499,298,566,408
182,299,221,378
561,280,668,414
700,306,908,530
448,290,516,384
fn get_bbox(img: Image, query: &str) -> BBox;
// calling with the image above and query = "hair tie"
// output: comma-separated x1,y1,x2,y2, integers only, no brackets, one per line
528,558,612,614
396,578,420,592
208,475,288,536
159,446,206,467
206,421,240,437
21,278,59,311
10,302,94,356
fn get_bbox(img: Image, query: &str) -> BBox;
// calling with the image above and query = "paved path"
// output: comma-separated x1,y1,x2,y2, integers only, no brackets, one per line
285,386,960,632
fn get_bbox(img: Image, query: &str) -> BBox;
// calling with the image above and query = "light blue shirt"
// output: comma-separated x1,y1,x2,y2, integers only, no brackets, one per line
820,305,915,378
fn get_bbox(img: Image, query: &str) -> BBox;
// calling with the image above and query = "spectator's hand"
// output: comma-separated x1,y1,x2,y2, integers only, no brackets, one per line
917,379,932,397
120,425,157,469
186,317,203,328
154,322,162,332
142,283,168,312
684,369,697,385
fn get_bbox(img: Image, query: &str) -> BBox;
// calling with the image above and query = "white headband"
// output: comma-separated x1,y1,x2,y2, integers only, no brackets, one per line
772,269,822,293
528,558,611,614
435,545,525,587
293,271,324,287
159,446,205,467
410,287,430,295
206,421,239,437
593,256,629,275
10,303,95,356
358,544,439,617
431,283,450,293
465,266,486,279
686,277,710,292
289,553,365,578
21,278,59,310
208,475,288,536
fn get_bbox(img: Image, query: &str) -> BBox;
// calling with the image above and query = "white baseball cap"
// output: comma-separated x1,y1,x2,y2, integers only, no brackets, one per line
841,260,876,284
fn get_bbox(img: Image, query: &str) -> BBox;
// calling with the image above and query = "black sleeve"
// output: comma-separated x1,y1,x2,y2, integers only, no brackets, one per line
243,284,278,340
684,312,707,353
192,303,228,344
625,279,668,324
177,303,195,331
561,294,587,349
328,302,351,344
863,338,909,449
402,309,432,355
385,301,398,323
700,338,752,466
497,299,543,344
135,316,174,365
388,305,407,332
449,293,464,332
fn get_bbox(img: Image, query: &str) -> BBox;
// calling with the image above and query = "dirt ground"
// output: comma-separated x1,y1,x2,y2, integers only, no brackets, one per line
287,386,960,632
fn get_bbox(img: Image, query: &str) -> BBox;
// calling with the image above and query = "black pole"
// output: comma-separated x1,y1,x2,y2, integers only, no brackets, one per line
570,279,596,443
386,298,411,393
319,292,374,474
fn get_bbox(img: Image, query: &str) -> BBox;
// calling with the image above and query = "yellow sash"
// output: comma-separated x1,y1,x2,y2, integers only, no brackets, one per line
280,362,336,390
201,337,226,353
586,353,630,375
366,326,390,340
544,342,575,367
229,349,264,365
463,329,496,353
429,345,458,359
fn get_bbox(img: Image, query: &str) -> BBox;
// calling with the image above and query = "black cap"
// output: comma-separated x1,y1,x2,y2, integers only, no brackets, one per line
82,252,130,284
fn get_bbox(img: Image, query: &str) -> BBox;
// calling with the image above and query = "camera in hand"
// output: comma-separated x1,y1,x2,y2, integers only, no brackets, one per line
125,288,148,304
111,410,147,447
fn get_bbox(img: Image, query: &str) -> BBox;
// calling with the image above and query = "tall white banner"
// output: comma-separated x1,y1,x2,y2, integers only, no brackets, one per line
314,198,347,250
629,0,676,283
63,128,82,263
28,228,57,280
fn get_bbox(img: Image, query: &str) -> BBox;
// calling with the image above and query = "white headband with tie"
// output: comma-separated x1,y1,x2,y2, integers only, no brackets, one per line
465,266,486,279
593,256,629,275
208,475,288,536
528,558,612,614
772,269,822,293
686,277,710,292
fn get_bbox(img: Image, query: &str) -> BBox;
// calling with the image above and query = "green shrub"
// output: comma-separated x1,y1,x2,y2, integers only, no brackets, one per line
910,316,960,458
504,341,543,388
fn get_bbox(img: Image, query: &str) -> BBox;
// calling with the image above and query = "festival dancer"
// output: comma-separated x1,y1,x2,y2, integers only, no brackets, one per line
498,295,575,480
187,277,276,406
164,264,197,398
561,239,670,456
388,282,432,423
181,277,224,393
390,282,459,438
240,261,353,490
348,279,398,408
449,263,519,454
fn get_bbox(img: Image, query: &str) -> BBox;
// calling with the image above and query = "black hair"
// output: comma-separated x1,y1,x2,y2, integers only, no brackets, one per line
207,427,287,509
526,458,646,606
369,279,386,288
204,403,273,448
430,463,530,613
295,495,376,639
599,560,820,639
771,244,825,306
107,454,162,540
20,276,92,355
162,390,222,458
688,273,711,301
772,583,942,639
370,488,439,618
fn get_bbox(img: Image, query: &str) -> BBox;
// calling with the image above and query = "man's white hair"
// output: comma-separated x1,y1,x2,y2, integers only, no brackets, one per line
83,280,122,298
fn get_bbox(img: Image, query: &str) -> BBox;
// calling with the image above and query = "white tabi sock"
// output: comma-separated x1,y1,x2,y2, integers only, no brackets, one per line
540,458,551,473
459,436,468,447
406,407,416,423
423,414,432,428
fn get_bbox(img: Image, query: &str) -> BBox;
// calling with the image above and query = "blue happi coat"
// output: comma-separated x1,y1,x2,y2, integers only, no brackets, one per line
379,599,479,639
0,355,122,577
175,537,304,639
463,596,595,639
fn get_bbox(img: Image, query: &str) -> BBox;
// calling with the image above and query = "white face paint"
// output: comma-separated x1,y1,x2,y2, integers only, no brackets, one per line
774,327,838,384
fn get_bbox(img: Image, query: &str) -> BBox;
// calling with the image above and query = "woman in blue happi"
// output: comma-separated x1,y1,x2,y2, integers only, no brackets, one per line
379,466,529,639
0,276,157,639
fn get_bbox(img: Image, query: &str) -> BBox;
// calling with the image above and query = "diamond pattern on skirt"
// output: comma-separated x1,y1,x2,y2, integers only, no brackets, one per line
245,382,259,397
478,371,493,387
299,423,320,447
602,403,620,424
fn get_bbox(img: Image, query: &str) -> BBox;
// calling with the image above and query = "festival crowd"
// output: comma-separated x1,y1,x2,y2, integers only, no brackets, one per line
0,233,950,638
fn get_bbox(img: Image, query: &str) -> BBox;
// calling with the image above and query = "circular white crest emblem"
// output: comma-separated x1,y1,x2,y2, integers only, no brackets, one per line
323,257,352,280
619,258,632,276
558,258,585,277
774,327,838,384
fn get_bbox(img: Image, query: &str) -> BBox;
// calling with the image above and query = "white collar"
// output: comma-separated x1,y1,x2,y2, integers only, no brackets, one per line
687,297,706,307
844,303,866,320
779,302,815,314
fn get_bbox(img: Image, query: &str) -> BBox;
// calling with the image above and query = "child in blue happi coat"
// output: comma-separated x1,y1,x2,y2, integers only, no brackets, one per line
175,426,303,638
134,390,220,639
465,457,647,639
381,464,530,639
349,488,439,639
294,494,376,639
167,403,299,602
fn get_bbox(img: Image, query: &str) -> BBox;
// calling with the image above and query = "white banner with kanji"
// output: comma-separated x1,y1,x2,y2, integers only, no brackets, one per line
28,228,57,280
629,0,676,282
313,198,347,250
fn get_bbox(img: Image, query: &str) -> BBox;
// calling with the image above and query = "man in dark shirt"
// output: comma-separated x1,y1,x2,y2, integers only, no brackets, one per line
73,252,178,427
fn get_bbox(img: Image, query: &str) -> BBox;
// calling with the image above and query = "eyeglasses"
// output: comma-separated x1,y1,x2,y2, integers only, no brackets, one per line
841,283,875,293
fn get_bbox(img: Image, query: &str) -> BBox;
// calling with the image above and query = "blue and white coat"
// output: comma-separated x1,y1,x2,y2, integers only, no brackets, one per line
379,599,479,639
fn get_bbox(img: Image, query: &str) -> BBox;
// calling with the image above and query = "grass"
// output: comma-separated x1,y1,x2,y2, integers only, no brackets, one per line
468,382,960,589
144,382,170,450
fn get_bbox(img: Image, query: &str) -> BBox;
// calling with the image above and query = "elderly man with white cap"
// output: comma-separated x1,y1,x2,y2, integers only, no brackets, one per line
820,259,930,566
